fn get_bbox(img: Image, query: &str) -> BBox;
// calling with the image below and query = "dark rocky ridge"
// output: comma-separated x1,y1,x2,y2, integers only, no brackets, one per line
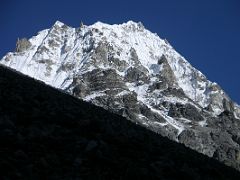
1,65,240,179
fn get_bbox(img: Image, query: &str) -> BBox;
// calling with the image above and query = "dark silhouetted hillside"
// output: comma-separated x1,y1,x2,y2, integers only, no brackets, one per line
0,64,240,180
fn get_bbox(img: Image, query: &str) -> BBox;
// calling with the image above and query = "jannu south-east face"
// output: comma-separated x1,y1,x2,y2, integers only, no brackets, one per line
1,20,240,172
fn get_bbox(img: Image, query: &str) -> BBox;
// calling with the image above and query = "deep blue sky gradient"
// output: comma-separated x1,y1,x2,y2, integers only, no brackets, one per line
0,0,239,103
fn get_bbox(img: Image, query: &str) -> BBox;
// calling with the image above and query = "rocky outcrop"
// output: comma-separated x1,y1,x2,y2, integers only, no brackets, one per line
168,103,204,121
158,54,177,85
16,38,32,52
125,67,149,83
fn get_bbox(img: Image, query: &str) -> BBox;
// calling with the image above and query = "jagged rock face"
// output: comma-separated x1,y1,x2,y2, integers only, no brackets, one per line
16,38,32,52
1,20,240,170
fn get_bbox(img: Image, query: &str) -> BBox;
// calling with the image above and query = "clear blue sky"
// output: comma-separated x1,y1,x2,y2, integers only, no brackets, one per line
0,0,239,104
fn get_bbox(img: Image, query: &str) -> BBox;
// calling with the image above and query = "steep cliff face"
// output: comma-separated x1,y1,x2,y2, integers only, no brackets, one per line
1,20,240,170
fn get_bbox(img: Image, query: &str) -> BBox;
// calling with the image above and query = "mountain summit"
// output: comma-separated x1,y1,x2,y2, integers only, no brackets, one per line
1,20,240,170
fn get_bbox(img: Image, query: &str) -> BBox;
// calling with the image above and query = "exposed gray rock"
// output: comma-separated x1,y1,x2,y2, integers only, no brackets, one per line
168,103,204,121
73,83,88,98
130,47,141,66
148,81,166,91
59,62,75,72
16,38,32,52
90,42,108,66
83,69,125,91
223,98,234,112
37,59,54,76
178,129,216,157
125,67,149,83
108,56,129,72
162,87,186,98
140,104,166,123
48,39,59,48
158,55,177,86
158,54,168,65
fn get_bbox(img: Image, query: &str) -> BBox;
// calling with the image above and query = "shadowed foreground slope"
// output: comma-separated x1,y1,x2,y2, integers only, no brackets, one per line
0,65,240,180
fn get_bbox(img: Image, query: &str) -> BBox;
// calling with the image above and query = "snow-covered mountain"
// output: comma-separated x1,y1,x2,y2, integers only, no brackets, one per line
1,20,240,170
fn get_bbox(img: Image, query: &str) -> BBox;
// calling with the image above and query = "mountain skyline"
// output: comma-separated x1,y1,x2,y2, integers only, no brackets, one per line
1,0,240,104
1,20,240,170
